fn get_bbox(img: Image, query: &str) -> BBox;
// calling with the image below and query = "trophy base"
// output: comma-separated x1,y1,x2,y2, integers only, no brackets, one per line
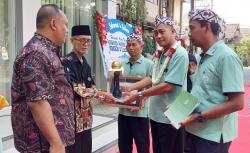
106,76,146,109
105,95,146,109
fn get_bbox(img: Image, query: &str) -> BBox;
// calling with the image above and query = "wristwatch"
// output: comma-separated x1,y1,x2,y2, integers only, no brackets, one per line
137,91,144,99
196,112,205,122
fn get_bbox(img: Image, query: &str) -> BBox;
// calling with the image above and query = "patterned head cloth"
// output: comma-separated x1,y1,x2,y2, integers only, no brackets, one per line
154,15,176,27
189,9,226,38
127,33,143,43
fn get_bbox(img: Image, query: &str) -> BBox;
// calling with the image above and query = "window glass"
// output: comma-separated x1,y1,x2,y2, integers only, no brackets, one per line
0,0,15,103
146,0,158,5
41,0,95,59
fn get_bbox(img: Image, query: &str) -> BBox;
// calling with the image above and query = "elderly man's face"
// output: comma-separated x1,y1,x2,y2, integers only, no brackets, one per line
153,24,175,48
71,35,92,56
188,20,207,47
126,40,143,58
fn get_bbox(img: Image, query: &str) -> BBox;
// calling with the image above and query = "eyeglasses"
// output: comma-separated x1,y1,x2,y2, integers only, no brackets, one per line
74,38,92,45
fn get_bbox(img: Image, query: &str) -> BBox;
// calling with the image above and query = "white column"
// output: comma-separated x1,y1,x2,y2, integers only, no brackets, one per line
102,0,117,19
22,0,41,45
0,135,3,153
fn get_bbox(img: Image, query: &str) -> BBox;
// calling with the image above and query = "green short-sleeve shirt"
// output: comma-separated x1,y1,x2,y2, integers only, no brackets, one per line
186,40,244,143
149,42,189,124
119,55,153,118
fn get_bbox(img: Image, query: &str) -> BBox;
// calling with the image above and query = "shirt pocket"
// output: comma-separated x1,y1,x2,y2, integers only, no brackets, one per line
200,63,219,88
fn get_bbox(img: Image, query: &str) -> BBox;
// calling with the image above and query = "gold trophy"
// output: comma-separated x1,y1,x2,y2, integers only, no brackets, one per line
111,61,122,98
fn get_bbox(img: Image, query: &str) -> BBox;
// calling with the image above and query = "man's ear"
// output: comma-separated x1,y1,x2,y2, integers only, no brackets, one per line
49,19,57,31
205,22,211,32
70,37,74,44
141,42,145,49
171,27,176,33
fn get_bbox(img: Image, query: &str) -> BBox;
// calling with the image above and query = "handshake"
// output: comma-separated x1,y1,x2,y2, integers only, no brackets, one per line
119,85,146,111
73,83,145,111
73,83,116,104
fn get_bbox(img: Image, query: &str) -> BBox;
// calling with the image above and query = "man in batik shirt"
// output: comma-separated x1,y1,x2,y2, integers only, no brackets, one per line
11,4,74,153
62,25,115,153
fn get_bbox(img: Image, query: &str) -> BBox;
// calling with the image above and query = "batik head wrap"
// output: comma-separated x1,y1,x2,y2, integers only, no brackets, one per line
189,9,226,39
154,16,176,27
127,33,143,43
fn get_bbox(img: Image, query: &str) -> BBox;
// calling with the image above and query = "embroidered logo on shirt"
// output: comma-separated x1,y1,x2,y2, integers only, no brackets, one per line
87,77,92,82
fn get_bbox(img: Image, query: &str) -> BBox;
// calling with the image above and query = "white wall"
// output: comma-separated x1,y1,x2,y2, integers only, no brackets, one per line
174,0,181,23
146,1,159,23
22,0,41,45
103,0,117,19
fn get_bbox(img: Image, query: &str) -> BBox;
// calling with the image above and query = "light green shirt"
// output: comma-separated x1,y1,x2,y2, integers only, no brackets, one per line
119,55,153,118
186,40,244,143
149,42,189,124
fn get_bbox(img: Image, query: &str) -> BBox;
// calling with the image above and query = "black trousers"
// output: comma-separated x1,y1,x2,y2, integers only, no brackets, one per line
187,133,231,153
118,114,150,153
184,129,192,153
41,145,71,153
150,120,184,153
67,129,92,153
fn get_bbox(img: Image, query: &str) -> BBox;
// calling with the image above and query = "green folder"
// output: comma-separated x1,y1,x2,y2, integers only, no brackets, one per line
164,90,200,129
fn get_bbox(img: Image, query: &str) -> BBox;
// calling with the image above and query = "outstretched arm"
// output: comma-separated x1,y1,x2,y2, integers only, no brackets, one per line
122,77,152,92
180,92,244,126
124,82,175,104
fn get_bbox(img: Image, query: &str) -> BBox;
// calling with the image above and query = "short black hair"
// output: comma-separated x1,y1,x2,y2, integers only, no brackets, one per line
36,4,61,29
198,20,220,36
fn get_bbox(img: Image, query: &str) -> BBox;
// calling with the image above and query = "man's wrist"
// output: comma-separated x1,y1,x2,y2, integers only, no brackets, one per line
137,91,144,99
95,91,106,101
127,86,133,92
49,137,64,146
196,112,205,122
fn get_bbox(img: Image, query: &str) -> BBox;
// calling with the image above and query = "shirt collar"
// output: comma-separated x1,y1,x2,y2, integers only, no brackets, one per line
126,55,144,64
34,32,60,54
203,40,224,56
71,51,86,63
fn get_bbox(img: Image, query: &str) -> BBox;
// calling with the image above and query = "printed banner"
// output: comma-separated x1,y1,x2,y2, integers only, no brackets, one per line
99,19,134,78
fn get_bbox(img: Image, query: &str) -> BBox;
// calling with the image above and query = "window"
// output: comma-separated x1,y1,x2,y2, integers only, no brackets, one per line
41,0,98,85
0,0,15,103
41,0,95,59
146,0,158,5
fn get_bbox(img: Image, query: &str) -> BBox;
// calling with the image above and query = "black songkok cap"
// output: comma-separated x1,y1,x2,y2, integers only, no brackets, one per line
71,25,91,36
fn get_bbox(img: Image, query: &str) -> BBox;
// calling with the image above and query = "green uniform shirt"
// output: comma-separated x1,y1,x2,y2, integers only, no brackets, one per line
186,40,244,143
149,41,189,124
119,55,153,118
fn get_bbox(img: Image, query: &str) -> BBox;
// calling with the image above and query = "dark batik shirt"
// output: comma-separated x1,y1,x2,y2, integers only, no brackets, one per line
11,33,75,153
62,51,95,133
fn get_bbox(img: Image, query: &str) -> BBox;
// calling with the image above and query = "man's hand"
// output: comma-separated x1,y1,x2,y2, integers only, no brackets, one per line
129,99,145,112
122,91,132,97
97,91,116,104
130,107,140,112
104,93,116,104
179,113,198,126
123,93,138,105
120,85,132,92
49,142,65,153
